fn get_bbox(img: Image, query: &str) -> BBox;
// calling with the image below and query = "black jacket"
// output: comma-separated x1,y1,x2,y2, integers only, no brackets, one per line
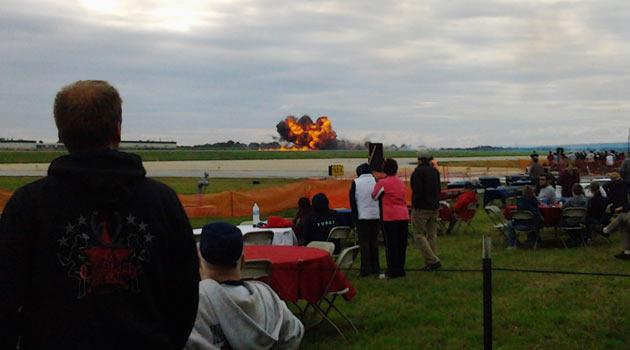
302,194,337,243
603,180,628,210
410,163,441,210
0,150,199,350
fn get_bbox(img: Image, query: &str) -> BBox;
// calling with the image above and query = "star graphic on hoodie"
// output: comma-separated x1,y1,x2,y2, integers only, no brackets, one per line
65,223,75,233
145,233,154,243
126,213,135,224
77,215,87,225
58,236,69,246
138,222,148,231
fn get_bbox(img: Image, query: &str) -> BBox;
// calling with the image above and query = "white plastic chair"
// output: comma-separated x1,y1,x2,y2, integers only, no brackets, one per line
306,241,336,256
243,230,273,246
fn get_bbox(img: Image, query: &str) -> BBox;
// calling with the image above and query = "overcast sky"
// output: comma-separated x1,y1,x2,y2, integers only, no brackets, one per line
1,0,630,147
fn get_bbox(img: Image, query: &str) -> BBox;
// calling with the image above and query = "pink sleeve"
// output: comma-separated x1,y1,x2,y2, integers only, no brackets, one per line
372,181,384,199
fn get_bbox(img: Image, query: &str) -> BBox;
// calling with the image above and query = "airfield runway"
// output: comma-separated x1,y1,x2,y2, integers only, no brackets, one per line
0,156,528,178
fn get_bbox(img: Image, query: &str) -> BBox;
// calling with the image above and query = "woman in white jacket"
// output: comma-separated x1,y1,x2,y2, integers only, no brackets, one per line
349,163,381,276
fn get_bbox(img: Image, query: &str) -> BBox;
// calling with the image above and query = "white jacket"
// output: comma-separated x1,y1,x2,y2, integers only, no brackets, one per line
185,279,304,350
354,174,380,220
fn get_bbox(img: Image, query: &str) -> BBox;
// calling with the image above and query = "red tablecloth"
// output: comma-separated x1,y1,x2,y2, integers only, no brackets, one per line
503,205,563,226
244,246,356,303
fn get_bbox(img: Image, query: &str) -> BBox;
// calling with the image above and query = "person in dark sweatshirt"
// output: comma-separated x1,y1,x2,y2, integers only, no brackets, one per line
0,81,199,350
302,193,338,247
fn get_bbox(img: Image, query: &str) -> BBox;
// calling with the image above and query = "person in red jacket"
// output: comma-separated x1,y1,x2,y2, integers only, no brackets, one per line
443,182,478,234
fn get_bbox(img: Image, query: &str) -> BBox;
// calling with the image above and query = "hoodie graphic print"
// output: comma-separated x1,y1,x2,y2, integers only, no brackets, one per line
57,211,154,298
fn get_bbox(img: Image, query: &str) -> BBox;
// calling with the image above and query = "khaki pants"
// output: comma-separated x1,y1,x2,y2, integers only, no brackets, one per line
411,209,440,265
606,212,630,250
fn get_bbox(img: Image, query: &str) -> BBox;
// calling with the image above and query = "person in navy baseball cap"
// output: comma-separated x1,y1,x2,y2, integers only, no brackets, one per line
199,222,243,267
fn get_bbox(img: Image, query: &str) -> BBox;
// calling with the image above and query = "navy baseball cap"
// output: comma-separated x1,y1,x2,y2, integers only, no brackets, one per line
199,222,243,267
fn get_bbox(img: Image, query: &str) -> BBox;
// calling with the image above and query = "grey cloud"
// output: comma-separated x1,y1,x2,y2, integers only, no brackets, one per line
1,0,629,147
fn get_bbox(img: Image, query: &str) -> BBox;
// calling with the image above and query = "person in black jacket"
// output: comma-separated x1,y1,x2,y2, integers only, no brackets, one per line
0,81,199,350
410,151,442,271
302,193,338,248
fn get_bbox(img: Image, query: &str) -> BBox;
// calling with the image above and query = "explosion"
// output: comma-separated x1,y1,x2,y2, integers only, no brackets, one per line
276,115,337,150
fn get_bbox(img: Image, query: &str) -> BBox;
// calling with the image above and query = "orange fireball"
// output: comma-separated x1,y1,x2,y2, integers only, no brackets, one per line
276,115,337,150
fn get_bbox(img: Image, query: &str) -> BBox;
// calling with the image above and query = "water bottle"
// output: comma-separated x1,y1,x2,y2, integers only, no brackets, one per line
252,203,260,225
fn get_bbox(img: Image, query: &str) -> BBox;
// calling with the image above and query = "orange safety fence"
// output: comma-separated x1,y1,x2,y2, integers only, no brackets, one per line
178,179,355,218
0,189,11,213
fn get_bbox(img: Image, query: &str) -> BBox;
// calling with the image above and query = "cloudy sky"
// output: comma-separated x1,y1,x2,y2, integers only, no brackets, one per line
1,0,629,147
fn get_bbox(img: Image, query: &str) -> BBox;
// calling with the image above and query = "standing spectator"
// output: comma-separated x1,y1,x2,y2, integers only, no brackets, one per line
606,152,616,170
504,186,543,249
292,197,311,244
302,193,338,247
558,164,580,199
0,81,199,350
537,174,557,205
349,163,381,277
529,153,545,182
410,151,442,271
547,151,555,167
372,158,409,278
186,222,304,349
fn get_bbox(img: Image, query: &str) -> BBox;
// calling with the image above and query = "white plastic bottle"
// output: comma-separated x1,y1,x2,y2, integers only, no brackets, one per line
252,203,260,225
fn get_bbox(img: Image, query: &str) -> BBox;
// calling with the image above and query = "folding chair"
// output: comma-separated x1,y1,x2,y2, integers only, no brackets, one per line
453,202,478,234
559,207,587,247
241,259,272,280
484,205,507,233
511,210,541,249
306,241,336,256
302,245,360,339
243,230,274,246
327,226,352,253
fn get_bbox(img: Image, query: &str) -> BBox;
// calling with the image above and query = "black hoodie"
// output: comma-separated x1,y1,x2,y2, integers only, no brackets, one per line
0,150,199,350
302,193,338,243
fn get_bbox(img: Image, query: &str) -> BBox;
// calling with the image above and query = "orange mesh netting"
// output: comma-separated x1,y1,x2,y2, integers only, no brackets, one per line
178,179,356,218
0,189,11,212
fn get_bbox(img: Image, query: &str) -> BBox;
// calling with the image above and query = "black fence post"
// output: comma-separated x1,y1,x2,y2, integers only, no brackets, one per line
483,236,492,350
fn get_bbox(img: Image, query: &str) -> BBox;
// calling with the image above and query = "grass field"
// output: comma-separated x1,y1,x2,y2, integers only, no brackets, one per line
0,176,299,195
2,175,628,348
0,148,537,164
190,209,629,349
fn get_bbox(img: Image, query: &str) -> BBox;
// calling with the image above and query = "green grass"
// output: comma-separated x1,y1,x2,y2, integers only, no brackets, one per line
190,208,629,349
0,149,537,164
295,213,629,349
0,176,299,195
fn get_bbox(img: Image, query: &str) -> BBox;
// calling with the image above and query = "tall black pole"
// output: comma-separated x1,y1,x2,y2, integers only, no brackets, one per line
483,236,493,350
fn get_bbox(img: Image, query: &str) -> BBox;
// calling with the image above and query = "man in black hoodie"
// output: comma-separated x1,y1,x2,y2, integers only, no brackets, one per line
0,80,200,350
410,151,442,271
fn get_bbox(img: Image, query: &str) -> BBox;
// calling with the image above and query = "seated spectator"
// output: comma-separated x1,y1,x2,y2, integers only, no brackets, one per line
292,197,311,244
302,193,339,246
558,164,580,199
537,174,557,205
186,222,304,350
587,182,609,238
564,183,588,208
504,186,543,249
443,181,477,234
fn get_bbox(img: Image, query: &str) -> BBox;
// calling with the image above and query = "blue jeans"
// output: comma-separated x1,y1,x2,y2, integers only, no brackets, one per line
504,221,539,247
